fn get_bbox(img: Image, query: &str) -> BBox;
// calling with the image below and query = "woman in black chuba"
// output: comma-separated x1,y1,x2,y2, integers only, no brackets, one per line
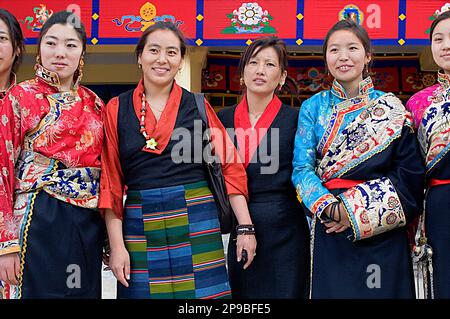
218,36,310,299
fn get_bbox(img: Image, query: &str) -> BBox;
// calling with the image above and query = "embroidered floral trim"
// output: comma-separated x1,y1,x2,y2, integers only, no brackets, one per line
318,95,369,156
438,71,450,92
16,151,100,209
331,76,374,99
317,93,407,181
35,64,81,91
0,239,19,256
338,177,406,241
418,98,450,172
310,193,339,219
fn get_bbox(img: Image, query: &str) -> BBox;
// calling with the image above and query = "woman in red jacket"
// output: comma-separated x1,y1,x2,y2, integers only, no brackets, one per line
0,11,105,299
0,8,25,300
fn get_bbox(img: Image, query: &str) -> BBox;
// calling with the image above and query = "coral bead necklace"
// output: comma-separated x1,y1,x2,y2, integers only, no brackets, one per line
139,93,159,150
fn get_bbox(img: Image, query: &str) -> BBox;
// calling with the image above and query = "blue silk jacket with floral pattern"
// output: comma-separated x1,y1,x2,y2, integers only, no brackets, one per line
292,77,421,241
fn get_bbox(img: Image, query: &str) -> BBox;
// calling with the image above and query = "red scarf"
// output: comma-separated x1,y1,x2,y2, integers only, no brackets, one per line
234,94,282,168
132,79,182,154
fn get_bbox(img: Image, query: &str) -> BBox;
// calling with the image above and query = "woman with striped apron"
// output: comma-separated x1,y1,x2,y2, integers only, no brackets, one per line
99,21,256,299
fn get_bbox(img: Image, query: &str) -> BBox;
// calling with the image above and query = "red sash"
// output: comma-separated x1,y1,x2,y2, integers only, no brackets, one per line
323,178,365,190
429,178,450,188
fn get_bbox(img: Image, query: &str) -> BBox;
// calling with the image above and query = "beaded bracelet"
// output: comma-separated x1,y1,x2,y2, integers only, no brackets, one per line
236,224,256,235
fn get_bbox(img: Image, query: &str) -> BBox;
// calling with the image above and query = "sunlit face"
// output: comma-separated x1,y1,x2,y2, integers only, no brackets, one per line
39,23,84,88
326,29,371,88
431,18,450,74
0,19,15,79
138,29,184,89
243,46,287,97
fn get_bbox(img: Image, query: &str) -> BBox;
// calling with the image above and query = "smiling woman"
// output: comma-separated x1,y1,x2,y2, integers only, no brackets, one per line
99,21,256,299
292,19,425,299
0,10,106,299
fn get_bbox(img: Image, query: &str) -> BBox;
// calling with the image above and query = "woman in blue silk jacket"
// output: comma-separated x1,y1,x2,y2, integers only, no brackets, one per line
292,19,425,299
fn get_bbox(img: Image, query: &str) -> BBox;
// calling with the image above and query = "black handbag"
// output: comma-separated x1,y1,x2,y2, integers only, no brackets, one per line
194,93,233,234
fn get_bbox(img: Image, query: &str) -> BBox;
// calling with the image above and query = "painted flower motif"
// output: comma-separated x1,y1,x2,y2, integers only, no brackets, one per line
436,3,450,16
237,2,263,25
146,137,158,150
223,5,275,35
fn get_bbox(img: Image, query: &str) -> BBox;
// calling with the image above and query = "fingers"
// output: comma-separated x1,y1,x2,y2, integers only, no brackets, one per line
325,223,349,234
0,254,20,285
236,234,257,270
0,269,7,284
6,265,19,286
243,251,255,270
7,254,20,285
113,265,129,288
325,223,344,233
322,220,338,229
124,258,130,283
111,256,129,288
236,243,243,263
14,255,20,281
335,225,349,233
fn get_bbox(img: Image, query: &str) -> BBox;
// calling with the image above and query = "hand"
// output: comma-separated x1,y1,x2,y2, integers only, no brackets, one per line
322,203,351,234
0,252,20,285
108,245,130,288
236,234,257,270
